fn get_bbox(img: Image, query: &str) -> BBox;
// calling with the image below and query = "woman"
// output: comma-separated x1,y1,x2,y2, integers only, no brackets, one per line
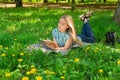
43,15,82,50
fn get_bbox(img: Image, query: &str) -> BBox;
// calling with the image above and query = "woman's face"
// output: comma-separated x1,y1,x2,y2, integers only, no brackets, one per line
58,18,69,32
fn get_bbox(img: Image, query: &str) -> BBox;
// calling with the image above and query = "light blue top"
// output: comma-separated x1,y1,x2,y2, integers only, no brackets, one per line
52,28,70,47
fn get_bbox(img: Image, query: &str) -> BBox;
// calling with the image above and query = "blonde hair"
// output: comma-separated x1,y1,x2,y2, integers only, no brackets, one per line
61,15,82,45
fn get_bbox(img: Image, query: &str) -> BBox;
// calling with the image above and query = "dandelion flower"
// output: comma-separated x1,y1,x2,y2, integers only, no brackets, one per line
44,69,49,74
20,52,24,56
36,76,42,80
27,46,30,49
30,68,37,74
22,77,29,80
1,53,6,57
30,65,35,68
12,54,15,57
75,58,79,62
0,45,3,48
18,59,23,62
117,60,120,64
99,69,103,73
26,71,31,75
5,47,8,50
60,76,65,79
86,46,90,50
50,71,56,75
5,73,10,77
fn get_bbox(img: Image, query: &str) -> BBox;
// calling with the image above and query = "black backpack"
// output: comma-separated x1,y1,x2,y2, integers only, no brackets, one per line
105,31,116,46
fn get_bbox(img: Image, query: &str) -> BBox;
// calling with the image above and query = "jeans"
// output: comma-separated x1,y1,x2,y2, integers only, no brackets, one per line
77,23,95,43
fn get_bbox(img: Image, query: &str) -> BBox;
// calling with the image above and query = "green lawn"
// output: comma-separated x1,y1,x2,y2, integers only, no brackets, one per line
0,7,120,80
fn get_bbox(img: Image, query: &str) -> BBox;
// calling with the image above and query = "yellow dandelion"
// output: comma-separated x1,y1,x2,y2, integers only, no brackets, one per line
5,73,11,77
30,68,37,74
50,71,56,75
26,71,31,75
1,53,6,57
86,46,90,50
99,69,103,73
75,58,80,62
44,69,49,74
22,77,29,80
27,46,30,49
20,52,24,56
12,54,15,57
5,47,8,50
18,59,23,62
36,76,42,80
117,60,120,64
0,45,3,48
60,76,65,79
30,65,35,68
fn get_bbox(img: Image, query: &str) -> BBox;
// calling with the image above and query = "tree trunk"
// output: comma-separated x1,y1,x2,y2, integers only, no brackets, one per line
15,0,23,7
68,0,70,3
99,0,101,2
56,0,58,3
118,0,120,3
71,0,75,11
44,0,48,3
82,0,84,2
91,0,94,1
103,0,107,3
28,0,32,2
113,3,120,23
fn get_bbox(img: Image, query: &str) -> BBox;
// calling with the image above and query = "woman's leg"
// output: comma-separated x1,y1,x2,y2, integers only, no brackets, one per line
83,22,95,38
78,22,95,43
77,34,95,43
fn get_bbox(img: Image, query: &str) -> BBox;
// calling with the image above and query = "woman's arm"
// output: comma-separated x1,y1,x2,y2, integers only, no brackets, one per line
44,38,72,51
53,37,72,50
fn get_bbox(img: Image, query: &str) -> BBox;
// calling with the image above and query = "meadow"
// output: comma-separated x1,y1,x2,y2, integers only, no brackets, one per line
0,7,120,80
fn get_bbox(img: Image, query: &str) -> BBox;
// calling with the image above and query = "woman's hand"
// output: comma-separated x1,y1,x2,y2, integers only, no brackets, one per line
42,40,58,50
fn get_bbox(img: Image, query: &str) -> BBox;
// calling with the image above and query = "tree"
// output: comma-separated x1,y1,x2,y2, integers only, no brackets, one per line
82,0,84,2
15,0,23,7
28,0,32,2
71,0,75,11
113,3,120,23
56,0,58,3
103,0,107,2
68,0,70,3
99,0,101,2
91,0,96,2
44,0,48,3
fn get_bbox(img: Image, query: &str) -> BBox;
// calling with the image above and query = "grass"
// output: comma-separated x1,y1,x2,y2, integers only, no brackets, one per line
0,7,120,80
